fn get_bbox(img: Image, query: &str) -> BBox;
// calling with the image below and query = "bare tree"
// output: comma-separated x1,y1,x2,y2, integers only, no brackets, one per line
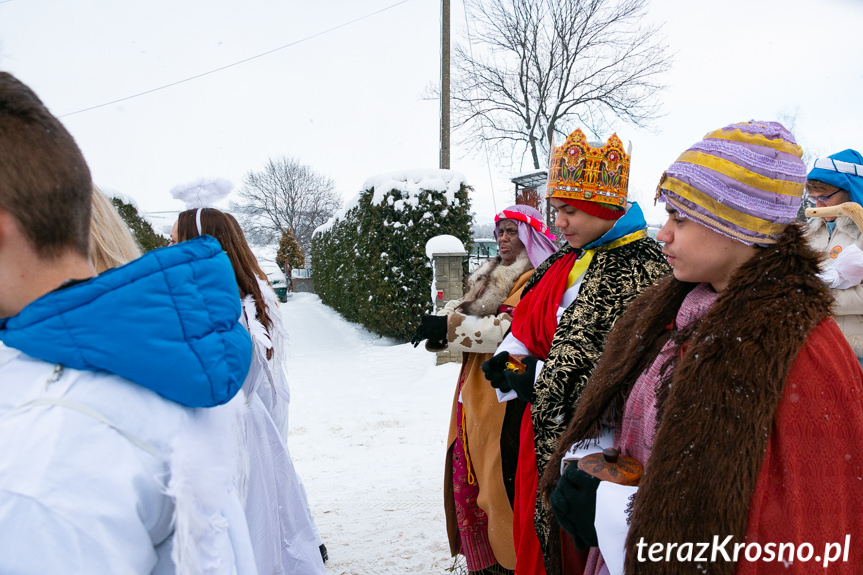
231,157,341,255
776,108,824,169
776,108,826,221
452,0,671,170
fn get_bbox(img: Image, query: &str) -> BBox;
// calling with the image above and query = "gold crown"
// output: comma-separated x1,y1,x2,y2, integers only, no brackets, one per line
547,129,630,206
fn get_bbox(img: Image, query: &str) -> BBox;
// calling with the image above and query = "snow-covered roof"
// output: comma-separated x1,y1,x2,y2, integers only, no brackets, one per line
509,170,548,189
99,186,140,211
425,234,466,259
314,169,467,236
249,243,286,283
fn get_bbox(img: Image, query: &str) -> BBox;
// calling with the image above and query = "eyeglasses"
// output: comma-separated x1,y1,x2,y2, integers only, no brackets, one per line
806,188,845,208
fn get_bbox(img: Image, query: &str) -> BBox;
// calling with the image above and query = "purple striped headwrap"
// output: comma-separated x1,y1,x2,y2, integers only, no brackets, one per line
655,121,806,246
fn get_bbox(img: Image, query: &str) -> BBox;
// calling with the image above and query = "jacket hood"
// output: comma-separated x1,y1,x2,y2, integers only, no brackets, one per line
582,201,647,250
0,235,252,408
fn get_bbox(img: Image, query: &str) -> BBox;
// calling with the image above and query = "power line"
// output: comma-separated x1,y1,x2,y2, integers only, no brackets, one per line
59,0,415,118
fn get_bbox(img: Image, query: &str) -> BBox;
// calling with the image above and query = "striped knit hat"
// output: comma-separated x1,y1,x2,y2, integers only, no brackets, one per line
655,121,807,245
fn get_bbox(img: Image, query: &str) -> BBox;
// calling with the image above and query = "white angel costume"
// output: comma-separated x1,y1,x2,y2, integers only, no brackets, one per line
239,278,325,575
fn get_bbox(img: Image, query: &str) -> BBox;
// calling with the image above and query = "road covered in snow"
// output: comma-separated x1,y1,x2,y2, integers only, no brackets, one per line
283,293,463,574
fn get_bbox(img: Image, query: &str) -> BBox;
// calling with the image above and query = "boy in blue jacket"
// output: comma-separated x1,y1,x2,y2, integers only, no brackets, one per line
0,72,256,573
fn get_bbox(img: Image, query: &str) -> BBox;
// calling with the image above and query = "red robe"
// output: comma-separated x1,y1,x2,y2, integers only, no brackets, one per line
739,318,863,574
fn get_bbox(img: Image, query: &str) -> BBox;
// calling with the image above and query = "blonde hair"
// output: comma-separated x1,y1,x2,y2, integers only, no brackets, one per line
89,185,142,273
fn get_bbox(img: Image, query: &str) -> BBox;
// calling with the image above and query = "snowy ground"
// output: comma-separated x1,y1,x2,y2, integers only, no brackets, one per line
283,293,465,575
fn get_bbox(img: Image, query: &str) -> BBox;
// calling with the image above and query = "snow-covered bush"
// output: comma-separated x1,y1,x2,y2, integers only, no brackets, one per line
311,170,472,340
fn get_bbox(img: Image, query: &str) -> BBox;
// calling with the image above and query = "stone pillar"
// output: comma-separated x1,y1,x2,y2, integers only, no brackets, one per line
425,235,467,365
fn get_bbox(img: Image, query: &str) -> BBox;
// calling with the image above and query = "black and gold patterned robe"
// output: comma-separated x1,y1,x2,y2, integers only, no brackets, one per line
523,238,670,573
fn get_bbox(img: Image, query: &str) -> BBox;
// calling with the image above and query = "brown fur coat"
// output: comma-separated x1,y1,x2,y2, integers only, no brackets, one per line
540,224,834,574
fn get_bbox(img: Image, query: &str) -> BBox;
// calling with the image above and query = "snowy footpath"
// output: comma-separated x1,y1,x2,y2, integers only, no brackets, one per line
283,293,464,574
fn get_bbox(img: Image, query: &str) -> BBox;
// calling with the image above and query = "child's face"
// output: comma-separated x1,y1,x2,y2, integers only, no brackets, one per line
550,199,614,249
656,206,756,292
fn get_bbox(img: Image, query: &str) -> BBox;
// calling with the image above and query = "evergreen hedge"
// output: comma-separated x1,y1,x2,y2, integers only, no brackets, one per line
311,171,472,341
112,197,170,252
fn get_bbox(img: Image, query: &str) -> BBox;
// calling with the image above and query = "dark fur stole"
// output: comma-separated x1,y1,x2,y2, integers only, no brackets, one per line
540,224,832,574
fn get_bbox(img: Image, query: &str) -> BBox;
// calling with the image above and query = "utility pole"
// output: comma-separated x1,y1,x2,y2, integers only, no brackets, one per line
440,0,450,169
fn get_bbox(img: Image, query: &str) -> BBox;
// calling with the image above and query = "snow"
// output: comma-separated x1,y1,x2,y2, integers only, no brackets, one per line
363,169,466,207
314,169,467,236
509,168,547,180
99,186,140,211
250,243,286,284
425,235,466,259
141,210,180,237
283,293,461,574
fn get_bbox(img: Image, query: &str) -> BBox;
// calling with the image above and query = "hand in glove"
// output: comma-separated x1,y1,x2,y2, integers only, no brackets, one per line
549,464,601,551
502,355,538,403
410,314,447,348
481,351,511,391
820,243,863,290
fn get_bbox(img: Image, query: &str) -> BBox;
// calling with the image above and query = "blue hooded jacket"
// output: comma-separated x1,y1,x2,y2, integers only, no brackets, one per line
0,235,252,408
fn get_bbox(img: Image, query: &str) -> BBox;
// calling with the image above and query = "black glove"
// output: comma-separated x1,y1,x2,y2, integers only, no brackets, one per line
481,351,511,391
410,314,447,348
502,355,538,403
549,464,601,551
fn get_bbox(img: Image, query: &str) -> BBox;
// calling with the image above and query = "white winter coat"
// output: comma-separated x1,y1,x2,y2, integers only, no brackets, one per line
806,215,863,356
0,344,257,574
239,282,325,575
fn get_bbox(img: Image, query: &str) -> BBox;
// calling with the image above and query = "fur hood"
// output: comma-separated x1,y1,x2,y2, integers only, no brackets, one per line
806,213,859,239
457,251,532,317
541,224,833,574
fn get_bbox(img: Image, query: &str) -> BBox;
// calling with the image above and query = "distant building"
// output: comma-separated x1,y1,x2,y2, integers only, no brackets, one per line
510,170,551,231
511,170,548,210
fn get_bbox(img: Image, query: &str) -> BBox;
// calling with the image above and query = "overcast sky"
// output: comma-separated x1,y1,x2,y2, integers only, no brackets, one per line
1,0,861,231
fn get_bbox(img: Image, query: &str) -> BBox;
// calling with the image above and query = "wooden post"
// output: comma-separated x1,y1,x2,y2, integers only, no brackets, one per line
440,0,451,170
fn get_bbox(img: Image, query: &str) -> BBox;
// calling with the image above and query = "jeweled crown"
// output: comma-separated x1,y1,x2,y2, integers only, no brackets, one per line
546,129,630,206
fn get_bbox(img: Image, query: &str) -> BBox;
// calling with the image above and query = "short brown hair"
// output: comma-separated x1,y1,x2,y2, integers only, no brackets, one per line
805,179,843,197
0,72,92,258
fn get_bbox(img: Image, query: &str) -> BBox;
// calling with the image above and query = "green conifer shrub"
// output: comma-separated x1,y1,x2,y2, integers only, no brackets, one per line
276,228,305,274
311,172,472,341
111,198,170,252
